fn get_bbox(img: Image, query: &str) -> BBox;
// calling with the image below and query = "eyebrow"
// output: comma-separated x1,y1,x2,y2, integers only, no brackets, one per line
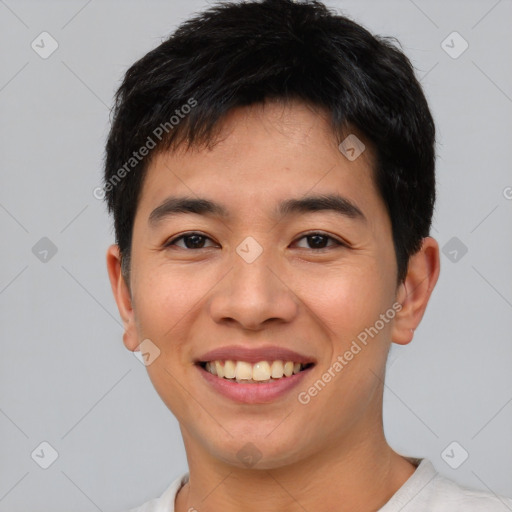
148,193,366,226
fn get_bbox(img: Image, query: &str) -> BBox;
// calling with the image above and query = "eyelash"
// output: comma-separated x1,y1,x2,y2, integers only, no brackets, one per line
163,231,346,251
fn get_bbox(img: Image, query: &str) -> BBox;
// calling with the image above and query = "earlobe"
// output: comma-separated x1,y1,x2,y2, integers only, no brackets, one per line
106,245,139,351
391,237,440,345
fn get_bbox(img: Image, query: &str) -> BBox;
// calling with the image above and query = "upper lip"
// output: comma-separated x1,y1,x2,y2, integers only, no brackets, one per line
195,345,317,365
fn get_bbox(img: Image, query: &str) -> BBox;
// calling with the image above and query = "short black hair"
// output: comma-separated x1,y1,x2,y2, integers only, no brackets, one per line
103,0,436,285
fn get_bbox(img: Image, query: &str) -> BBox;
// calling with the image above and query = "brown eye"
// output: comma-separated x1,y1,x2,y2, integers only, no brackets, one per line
294,232,344,250
165,232,217,249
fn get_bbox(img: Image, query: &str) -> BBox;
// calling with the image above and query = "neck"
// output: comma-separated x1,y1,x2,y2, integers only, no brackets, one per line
175,423,416,512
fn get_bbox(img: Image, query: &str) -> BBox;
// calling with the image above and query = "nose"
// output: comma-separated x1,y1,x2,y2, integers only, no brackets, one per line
208,247,299,331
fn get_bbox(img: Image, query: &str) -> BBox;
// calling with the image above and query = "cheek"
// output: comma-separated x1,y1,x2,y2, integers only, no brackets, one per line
133,263,207,337
298,261,393,342
129,268,208,405
132,266,208,418
296,267,393,430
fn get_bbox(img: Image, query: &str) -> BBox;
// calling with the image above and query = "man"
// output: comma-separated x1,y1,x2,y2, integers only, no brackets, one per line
103,1,512,510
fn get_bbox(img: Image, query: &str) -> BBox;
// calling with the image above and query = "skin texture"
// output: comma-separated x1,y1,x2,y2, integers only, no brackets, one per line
107,100,440,512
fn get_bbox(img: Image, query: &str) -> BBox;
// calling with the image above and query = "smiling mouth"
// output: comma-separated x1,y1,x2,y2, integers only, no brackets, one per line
198,360,315,383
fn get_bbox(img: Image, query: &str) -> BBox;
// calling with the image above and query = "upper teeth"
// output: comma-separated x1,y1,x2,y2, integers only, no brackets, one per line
205,360,304,381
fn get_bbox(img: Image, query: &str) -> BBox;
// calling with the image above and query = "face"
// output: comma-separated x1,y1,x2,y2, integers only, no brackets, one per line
110,101,413,470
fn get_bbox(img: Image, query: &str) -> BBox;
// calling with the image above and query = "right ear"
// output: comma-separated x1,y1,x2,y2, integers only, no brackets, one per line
106,245,139,351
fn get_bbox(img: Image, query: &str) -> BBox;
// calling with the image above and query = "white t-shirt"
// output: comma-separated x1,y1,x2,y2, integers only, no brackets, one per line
124,457,512,511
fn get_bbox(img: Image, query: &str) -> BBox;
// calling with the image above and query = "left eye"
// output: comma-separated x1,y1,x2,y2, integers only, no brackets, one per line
164,232,343,250
294,232,343,250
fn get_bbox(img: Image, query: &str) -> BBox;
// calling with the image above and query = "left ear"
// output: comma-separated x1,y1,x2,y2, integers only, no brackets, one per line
391,236,440,345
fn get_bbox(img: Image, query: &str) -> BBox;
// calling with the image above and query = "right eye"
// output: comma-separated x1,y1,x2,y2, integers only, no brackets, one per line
164,232,219,250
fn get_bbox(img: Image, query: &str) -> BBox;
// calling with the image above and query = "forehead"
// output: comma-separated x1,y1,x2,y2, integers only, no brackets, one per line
136,101,386,227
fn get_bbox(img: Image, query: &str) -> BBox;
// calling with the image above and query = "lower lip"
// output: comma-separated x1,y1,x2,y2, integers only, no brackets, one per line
197,364,314,404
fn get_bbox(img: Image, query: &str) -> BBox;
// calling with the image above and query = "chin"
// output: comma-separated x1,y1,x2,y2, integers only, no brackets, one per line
207,432,311,471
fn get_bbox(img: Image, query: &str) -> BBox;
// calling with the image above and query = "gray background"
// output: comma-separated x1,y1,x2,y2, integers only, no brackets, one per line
1,0,511,510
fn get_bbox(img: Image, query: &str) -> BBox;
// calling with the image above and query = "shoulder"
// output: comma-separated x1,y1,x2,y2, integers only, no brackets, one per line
426,471,512,511
120,472,189,512
381,458,512,512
